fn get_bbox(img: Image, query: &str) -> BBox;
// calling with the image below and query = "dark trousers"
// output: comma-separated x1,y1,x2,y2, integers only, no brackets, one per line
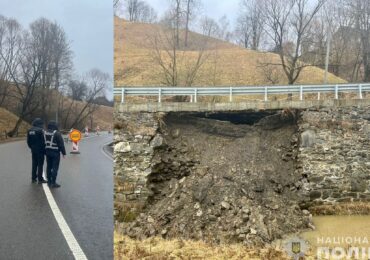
31,152,44,181
46,153,61,185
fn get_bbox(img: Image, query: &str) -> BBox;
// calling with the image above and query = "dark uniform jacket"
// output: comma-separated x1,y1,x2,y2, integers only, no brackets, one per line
27,118,45,154
45,121,66,156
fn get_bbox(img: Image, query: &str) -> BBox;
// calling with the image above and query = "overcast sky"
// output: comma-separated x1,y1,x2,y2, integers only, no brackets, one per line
142,0,240,27
1,0,113,78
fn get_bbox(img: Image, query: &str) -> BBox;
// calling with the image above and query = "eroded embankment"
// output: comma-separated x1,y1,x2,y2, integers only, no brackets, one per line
121,110,311,245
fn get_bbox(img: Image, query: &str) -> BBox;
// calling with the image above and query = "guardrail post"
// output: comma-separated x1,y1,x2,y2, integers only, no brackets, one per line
335,84,338,99
194,88,197,103
229,87,233,102
317,92,320,100
359,84,363,99
264,87,268,101
300,85,303,101
158,88,161,103
121,88,125,103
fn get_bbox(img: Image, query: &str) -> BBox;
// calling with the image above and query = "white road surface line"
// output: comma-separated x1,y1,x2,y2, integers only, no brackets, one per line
42,172,88,260
101,142,113,162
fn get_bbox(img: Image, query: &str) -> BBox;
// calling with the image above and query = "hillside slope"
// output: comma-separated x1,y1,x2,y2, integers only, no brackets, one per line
0,108,30,139
1,87,113,131
115,17,345,87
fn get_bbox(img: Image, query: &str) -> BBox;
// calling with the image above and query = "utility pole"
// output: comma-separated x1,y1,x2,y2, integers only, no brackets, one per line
55,88,60,124
324,25,331,84
320,23,331,100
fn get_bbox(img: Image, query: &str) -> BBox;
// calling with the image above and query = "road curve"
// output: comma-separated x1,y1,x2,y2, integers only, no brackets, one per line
0,134,113,260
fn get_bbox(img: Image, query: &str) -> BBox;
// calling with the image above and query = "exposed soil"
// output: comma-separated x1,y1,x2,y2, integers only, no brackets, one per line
124,110,310,246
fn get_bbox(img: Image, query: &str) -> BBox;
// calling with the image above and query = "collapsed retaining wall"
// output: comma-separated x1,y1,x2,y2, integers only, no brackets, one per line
113,112,164,221
113,104,370,244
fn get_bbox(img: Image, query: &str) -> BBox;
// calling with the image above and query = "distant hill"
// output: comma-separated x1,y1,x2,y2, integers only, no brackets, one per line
115,17,345,87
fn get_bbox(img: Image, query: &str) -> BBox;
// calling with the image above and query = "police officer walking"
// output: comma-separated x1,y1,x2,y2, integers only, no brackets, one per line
44,121,66,188
27,118,48,184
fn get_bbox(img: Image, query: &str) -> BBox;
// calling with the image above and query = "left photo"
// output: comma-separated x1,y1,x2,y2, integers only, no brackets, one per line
0,1,114,259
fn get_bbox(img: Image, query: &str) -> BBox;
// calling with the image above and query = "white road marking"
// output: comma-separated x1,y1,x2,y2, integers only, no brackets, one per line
100,141,114,162
42,172,88,260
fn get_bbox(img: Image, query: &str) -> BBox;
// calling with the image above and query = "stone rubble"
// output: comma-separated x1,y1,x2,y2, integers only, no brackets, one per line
114,105,370,245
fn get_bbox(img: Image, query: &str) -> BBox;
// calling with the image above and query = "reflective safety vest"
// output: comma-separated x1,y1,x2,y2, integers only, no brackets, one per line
44,130,58,150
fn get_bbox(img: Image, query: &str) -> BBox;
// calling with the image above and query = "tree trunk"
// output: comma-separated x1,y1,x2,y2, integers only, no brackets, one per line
184,0,190,47
7,116,24,137
363,54,370,82
176,0,181,48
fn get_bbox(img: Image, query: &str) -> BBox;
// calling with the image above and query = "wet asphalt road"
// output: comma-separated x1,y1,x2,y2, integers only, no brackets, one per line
0,134,113,259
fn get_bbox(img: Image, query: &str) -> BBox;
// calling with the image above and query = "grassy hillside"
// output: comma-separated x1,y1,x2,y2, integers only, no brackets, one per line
0,101,111,141
0,108,30,140
89,103,113,130
115,17,345,88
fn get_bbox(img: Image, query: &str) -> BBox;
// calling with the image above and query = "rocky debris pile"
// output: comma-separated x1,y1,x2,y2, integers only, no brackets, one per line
123,112,311,245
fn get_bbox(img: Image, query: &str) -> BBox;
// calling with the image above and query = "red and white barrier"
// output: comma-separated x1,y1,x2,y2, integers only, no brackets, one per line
70,141,80,154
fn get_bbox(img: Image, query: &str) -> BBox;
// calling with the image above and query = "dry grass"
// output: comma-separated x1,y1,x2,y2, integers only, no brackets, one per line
0,108,30,140
114,17,346,88
2,87,113,131
92,104,113,130
309,202,370,216
114,232,290,260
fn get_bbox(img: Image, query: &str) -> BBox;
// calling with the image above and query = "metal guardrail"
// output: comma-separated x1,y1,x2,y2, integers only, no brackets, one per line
113,83,370,103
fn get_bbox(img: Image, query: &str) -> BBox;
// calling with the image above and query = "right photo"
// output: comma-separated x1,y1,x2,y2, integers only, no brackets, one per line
113,0,370,259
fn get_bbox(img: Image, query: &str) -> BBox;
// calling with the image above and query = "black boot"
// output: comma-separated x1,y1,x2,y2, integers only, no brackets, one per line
38,179,47,184
51,183,61,188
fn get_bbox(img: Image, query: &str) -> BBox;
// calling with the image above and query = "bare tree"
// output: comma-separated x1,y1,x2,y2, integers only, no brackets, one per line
0,16,110,133
0,17,21,106
28,18,72,121
169,0,183,48
69,69,110,128
50,22,73,91
296,0,364,82
262,0,325,85
258,56,281,84
125,0,142,21
0,26,44,136
142,4,158,23
61,77,88,129
236,0,264,50
218,15,232,41
123,0,158,23
150,24,209,88
330,4,355,77
347,0,370,82
183,0,201,47
113,0,120,8
151,29,179,86
68,79,88,101
200,16,220,38
114,0,125,17
235,15,251,48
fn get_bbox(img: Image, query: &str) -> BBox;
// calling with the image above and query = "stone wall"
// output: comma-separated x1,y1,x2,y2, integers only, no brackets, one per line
113,112,165,221
297,106,370,205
